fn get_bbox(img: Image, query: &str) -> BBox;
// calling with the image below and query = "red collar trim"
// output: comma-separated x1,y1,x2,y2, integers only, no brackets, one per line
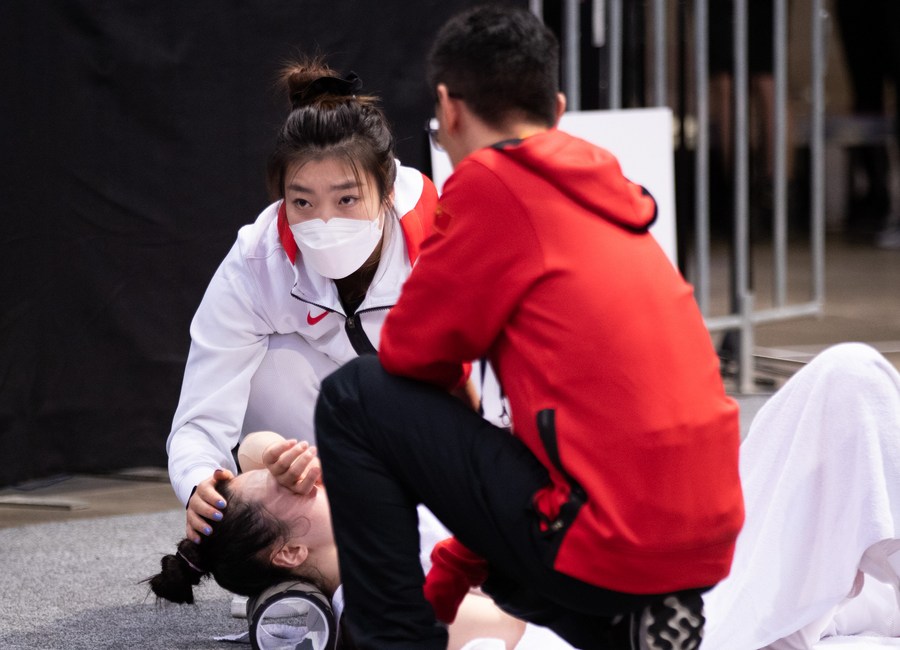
276,201,298,264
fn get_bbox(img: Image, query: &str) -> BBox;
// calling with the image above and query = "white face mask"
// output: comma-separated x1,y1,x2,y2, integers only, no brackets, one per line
290,215,384,279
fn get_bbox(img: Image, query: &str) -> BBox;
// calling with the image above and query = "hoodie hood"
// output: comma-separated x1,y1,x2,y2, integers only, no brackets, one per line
485,129,657,233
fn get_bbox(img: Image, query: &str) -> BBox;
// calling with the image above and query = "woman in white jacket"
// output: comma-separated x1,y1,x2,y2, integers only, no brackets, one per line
166,57,437,543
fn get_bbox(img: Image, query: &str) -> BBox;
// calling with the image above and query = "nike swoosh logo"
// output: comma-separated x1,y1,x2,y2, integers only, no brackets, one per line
307,310,329,325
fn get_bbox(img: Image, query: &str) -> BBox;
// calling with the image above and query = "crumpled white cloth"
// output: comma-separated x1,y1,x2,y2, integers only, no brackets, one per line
816,637,900,648
703,343,900,650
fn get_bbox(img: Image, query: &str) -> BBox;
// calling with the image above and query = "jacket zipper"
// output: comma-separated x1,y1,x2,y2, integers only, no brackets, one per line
290,294,391,357
344,305,391,356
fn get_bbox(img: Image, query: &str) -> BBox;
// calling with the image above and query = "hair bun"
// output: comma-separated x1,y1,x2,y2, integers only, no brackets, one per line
147,552,202,604
290,72,362,109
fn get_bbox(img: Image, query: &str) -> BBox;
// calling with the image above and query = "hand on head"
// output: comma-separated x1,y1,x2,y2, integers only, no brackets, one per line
261,438,322,495
186,468,233,542
185,432,321,542
239,430,322,494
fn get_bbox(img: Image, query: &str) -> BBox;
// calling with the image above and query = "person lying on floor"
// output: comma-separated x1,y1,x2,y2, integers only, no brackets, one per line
150,342,900,650
149,429,533,650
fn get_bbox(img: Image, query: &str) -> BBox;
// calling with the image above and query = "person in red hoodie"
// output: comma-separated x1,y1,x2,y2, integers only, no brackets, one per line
314,5,744,649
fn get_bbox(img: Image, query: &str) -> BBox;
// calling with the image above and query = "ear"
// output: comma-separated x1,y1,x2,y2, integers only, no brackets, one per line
271,542,308,570
436,83,461,134
554,92,567,126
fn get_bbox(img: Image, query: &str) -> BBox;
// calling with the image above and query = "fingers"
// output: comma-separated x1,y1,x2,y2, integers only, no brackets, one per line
263,439,321,494
185,469,235,543
213,467,235,481
292,457,322,495
260,438,303,468
185,509,212,544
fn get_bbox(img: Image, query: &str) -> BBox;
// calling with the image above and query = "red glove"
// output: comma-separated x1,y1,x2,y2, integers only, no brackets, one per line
423,537,489,623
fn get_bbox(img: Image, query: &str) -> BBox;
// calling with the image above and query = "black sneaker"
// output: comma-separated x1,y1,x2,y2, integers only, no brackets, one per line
632,591,704,650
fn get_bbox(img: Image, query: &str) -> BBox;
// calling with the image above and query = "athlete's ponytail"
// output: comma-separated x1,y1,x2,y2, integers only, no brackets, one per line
146,478,297,601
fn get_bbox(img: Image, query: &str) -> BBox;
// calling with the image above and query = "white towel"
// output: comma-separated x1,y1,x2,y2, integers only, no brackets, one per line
815,638,900,648
703,343,900,649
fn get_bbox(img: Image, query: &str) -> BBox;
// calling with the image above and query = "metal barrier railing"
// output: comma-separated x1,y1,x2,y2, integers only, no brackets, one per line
537,0,827,393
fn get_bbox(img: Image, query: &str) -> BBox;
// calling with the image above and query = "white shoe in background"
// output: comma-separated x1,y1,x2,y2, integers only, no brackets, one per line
231,594,249,618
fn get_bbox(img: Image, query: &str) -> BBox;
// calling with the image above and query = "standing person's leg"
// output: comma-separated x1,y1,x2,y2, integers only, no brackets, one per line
314,356,665,649
876,0,900,248
885,0,900,166
835,0,891,237
835,0,887,115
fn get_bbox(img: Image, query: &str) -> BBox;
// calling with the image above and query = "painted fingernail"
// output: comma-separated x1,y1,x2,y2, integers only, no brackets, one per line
217,500,226,508
212,511,223,521
193,536,201,544
203,526,212,536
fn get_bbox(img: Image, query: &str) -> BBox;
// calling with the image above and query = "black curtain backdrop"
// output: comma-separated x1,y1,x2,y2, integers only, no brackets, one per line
0,1,518,488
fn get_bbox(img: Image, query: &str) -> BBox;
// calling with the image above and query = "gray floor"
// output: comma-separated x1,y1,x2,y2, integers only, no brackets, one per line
0,509,245,650
0,232,898,647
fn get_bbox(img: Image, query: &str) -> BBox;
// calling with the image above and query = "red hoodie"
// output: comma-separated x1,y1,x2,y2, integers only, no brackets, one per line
380,129,744,594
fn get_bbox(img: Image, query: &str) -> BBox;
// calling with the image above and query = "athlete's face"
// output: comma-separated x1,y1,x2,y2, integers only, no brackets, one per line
282,157,382,226
230,468,334,551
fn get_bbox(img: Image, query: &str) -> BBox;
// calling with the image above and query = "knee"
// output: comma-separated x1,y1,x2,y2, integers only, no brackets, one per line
319,354,383,399
315,355,386,449
803,343,900,407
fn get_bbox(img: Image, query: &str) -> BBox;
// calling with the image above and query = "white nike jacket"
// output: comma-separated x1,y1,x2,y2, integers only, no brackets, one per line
167,164,436,505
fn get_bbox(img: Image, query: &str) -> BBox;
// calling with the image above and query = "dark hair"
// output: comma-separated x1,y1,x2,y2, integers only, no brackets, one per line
147,479,302,603
426,4,560,128
266,57,396,209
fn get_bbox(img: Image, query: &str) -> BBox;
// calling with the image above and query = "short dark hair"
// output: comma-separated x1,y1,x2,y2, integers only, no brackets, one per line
426,4,560,128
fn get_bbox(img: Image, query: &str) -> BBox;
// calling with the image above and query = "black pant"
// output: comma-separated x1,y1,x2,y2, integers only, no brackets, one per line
315,356,679,649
